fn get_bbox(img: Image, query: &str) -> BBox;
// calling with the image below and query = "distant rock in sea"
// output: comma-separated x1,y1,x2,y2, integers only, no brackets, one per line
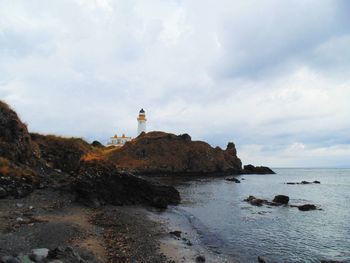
242,164,275,174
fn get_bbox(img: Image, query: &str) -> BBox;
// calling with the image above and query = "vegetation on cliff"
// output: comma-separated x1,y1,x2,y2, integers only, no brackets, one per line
103,131,243,175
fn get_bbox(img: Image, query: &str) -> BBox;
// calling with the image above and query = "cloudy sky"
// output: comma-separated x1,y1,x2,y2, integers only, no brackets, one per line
1,0,350,167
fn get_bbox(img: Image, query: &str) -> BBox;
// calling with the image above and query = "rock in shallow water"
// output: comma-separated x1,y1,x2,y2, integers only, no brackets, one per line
225,177,241,183
298,204,317,211
272,195,289,205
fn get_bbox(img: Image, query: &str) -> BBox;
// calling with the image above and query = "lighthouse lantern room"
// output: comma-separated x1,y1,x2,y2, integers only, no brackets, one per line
137,108,147,135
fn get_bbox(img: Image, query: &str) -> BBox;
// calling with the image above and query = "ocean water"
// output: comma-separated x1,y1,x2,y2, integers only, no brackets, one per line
166,168,350,263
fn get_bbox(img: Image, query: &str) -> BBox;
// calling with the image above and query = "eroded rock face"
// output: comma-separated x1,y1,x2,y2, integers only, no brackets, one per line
242,165,275,174
73,160,181,209
0,101,38,165
106,132,242,175
31,133,93,174
0,102,40,198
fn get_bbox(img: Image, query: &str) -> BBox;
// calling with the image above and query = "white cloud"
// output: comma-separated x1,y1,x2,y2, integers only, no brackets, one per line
0,0,349,167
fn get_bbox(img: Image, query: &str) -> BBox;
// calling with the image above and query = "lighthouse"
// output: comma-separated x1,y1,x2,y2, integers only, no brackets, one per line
137,108,147,135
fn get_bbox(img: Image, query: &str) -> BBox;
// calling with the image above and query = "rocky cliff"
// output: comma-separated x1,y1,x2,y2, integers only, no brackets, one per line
105,131,243,175
0,101,38,165
0,101,180,207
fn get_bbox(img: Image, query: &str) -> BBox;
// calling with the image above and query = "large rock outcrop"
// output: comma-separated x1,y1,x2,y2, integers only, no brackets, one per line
74,160,181,208
0,101,38,165
0,101,41,198
105,131,242,175
31,133,93,174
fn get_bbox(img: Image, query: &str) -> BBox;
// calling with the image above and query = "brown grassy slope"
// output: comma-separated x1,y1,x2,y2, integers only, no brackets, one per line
103,131,242,175
0,101,38,165
30,133,94,174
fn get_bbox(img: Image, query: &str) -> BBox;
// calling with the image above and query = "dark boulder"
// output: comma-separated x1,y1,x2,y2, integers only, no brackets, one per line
272,195,289,205
244,196,266,207
225,177,241,183
170,230,182,238
196,255,206,263
73,160,181,209
298,204,317,211
242,165,275,174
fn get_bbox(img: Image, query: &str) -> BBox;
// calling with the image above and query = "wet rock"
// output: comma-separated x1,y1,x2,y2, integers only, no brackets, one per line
242,165,275,174
196,255,206,263
29,248,49,262
298,204,317,211
258,256,267,263
169,230,182,238
272,195,289,205
244,196,266,207
225,177,241,183
286,181,321,185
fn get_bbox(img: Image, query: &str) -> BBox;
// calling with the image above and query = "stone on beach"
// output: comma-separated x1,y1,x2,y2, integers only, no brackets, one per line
29,248,49,262
169,230,182,238
196,255,206,262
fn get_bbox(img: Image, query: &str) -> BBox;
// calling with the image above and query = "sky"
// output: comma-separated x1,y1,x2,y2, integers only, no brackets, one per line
1,0,350,167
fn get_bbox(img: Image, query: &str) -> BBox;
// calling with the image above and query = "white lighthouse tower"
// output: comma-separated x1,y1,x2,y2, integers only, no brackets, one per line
137,108,147,135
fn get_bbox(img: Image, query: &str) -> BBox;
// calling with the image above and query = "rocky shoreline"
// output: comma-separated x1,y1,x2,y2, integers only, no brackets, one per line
0,100,276,262
0,186,178,263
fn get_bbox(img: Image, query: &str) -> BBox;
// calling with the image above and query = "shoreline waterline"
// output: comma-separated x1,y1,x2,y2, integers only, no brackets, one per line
151,168,350,263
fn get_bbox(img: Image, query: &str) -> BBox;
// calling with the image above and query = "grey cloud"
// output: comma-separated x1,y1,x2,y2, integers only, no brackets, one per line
0,0,349,167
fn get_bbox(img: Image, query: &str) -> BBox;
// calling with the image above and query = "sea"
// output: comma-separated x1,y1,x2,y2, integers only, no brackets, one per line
160,168,350,263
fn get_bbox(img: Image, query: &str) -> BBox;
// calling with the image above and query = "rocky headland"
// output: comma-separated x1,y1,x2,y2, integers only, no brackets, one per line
0,100,274,262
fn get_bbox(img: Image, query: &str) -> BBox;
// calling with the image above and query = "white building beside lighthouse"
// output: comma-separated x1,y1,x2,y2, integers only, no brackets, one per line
137,108,147,135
